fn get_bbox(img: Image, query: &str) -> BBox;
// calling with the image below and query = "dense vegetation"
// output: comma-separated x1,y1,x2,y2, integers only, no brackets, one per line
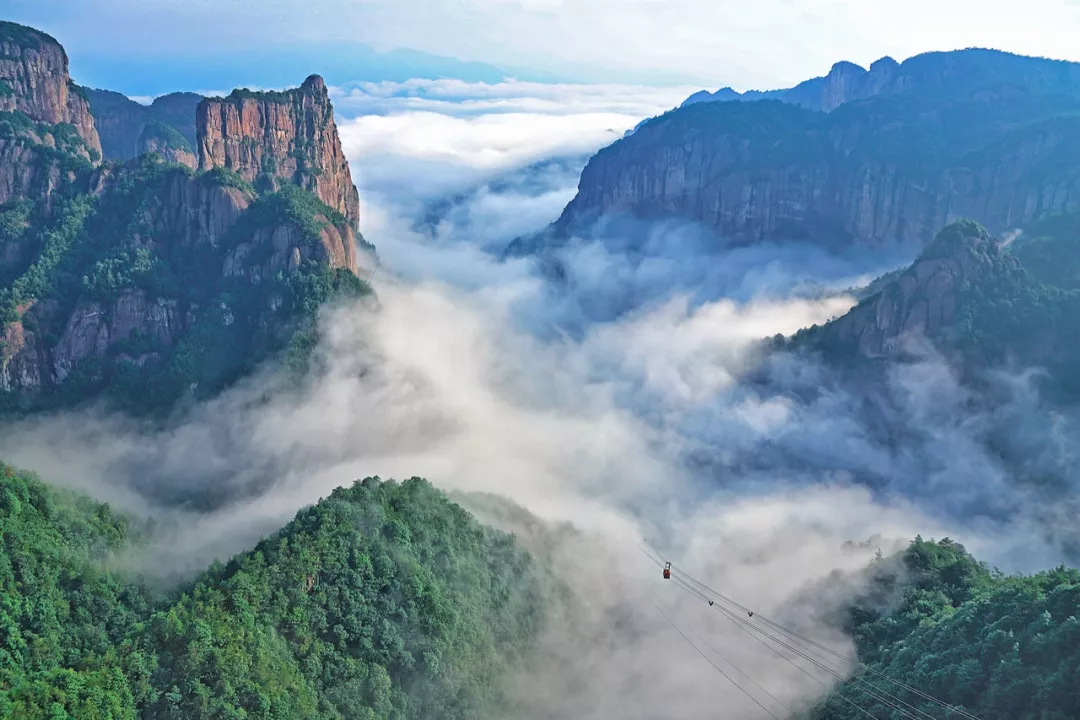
1011,212,1080,291
0,464,547,719
808,537,1080,720
0,150,373,418
138,121,192,153
0,20,57,50
782,218,1080,402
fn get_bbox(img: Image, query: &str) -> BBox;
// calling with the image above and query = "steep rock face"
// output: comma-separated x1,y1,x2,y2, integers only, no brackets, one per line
0,311,43,391
548,99,1080,250
87,89,202,161
795,221,1028,362
0,168,361,398
52,291,184,383
223,216,359,282
0,138,70,207
138,171,255,248
0,112,97,207
197,75,361,228
0,22,101,159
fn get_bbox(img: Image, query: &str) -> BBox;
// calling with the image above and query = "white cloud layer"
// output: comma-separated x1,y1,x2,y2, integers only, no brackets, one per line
335,79,687,221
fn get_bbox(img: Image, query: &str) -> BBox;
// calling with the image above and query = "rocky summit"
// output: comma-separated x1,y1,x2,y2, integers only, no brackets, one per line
0,22,371,415
0,22,101,157
197,75,361,229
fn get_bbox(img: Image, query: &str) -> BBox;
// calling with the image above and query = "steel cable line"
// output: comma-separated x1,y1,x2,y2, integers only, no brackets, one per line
642,540,984,720
644,548,916,720
668,575,928,720
654,593,794,714
651,597,783,720
670,574,940,720
640,545,931,720
669,563,981,720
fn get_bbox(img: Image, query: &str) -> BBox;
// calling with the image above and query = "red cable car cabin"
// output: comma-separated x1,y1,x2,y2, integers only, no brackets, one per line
663,562,671,579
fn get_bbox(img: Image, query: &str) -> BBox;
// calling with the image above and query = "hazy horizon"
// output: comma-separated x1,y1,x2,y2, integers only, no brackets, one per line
9,0,1080,95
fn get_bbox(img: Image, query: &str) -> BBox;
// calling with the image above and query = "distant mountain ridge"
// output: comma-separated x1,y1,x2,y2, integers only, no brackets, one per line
526,48,1080,256
85,88,203,162
680,48,1080,112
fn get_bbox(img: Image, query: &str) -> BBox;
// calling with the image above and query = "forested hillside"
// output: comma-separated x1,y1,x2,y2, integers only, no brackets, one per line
808,538,1080,719
783,218,1080,402
0,464,548,719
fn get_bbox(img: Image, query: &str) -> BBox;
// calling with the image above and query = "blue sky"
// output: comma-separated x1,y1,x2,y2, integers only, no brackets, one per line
9,0,1080,94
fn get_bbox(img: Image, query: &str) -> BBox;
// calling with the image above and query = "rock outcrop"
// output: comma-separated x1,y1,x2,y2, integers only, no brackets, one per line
0,308,44,392
811,221,1010,358
51,291,185,384
541,93,1080,252
86,88,202,161
0,21,101,158
0,25,372,411
223,213,359,282
197,75,361,228
0,118,96,207
138,170,255,248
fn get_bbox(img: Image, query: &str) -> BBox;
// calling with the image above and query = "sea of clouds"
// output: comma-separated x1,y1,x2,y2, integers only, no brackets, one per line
4,78,1077,718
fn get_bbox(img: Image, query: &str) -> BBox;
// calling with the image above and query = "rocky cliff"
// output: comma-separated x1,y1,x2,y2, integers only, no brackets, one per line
197,75,361,228
0,159,367,409
802,221,1010,358
0,111,98,208
86,88,202,161
0,26,372,415
787,219,1080,390
0,22,101,159
538,90,1080,252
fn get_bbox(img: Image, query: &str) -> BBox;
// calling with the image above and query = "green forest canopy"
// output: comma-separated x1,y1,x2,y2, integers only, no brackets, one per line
806,537,1080,720
0,464,548,720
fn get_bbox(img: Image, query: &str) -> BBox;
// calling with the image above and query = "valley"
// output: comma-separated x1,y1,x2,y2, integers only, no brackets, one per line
1,13,1080,720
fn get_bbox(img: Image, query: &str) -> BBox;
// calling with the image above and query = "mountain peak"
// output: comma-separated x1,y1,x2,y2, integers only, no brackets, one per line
197,77,360,228
0,21,101,158
0,20,62,53
798,221,1015,359
301,73,327,94
829,60,867,75
870,56,900,71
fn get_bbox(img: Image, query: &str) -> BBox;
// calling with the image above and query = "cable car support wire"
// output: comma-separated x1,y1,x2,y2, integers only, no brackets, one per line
638,540,985,720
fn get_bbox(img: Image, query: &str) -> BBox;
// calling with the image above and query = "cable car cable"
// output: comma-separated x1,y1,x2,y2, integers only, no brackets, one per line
643,540,983,720
668,562,981,720
654,594,794,714
648,548,902,716
668,575,924,720
651,597,783,720
670,575,938,720
645,547,928,720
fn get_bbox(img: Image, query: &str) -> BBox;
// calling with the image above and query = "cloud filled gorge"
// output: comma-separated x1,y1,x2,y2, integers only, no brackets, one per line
4,78,1079,716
